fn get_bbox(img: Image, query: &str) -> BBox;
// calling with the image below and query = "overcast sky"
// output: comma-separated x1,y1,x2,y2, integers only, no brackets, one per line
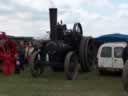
0,0,128,38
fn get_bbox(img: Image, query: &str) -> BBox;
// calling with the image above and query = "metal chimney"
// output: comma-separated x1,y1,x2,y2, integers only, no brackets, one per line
49,8,57,40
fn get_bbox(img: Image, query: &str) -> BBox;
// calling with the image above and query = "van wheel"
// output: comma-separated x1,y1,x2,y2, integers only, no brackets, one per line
98,69,104,75
122,60,128,92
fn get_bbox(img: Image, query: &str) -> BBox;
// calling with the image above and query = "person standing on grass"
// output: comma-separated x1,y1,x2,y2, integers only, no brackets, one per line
27,41,34,64
18,41,25,70
15,53,21,74
24,42,29,64
122,42,128,64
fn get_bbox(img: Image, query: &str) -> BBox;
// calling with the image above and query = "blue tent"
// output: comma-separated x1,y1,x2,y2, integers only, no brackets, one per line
95,33,128,43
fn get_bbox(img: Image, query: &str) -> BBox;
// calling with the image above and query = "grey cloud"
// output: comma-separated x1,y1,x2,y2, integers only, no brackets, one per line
0,0,128,38
32,11,48,21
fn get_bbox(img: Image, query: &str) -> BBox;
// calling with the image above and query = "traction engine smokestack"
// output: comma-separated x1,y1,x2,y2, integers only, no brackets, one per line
49,8,57,40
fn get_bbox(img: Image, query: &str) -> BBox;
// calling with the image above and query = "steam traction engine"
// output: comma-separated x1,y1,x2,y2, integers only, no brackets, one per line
30,8,96,80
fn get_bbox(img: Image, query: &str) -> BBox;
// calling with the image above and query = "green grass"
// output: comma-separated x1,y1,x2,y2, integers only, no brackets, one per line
0,67,127,96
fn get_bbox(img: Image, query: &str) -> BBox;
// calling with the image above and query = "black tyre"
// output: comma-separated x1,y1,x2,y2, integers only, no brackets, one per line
84,37,95,71
123,60,128,92
98,69,104,75
64,51,80,80
79,37,95,72
30,51,43,77
79,37,87,71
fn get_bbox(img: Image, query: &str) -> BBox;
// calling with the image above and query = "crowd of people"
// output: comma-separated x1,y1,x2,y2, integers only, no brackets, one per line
15,41,34,74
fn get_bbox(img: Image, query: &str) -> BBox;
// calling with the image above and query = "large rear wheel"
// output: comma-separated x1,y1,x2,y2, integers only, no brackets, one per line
79,37,96,72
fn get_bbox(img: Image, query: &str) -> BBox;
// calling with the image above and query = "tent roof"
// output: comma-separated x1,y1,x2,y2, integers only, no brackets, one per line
95,33,128,43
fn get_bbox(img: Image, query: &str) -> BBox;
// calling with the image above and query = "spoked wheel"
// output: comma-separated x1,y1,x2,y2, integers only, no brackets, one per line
30,51,43,77
64,51,80,80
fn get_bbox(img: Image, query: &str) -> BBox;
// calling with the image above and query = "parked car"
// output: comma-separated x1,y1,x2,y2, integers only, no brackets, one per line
97,42,126,73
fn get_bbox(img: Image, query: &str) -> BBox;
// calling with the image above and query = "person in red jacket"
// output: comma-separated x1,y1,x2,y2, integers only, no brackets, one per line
0,53,15,76
0,32,17,76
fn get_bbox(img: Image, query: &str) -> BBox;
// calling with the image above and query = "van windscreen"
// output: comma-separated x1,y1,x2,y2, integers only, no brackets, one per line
101,47,112,57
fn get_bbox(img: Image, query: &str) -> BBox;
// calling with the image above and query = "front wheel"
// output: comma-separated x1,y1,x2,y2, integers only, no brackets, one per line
30,51,43,77
64,51,80,80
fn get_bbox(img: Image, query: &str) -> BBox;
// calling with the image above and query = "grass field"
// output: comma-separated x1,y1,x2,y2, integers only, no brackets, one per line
0,67,127,96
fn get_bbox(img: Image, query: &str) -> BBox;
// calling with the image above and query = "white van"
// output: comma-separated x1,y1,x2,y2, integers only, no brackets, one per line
97,42,127,72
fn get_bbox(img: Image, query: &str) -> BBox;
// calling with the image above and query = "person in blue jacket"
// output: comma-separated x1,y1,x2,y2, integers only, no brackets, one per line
18,41,25,70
